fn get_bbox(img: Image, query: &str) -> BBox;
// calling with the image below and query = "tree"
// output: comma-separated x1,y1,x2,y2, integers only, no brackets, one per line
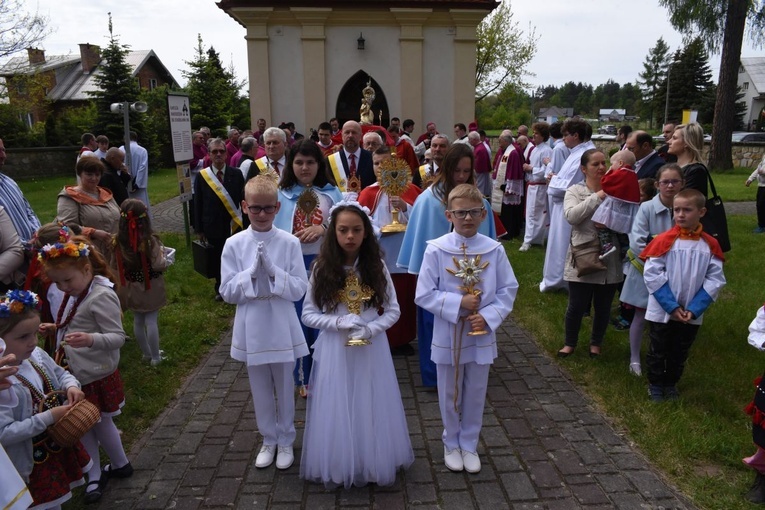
0,0,49,60
88,15,142,145
182,35,247,135
475,0,537,102
637,37,671,128
659,0,765,170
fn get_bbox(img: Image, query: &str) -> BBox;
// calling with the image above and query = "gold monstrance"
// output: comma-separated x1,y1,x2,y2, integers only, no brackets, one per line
446,242,490,335
379,157,411,233
338,270,375,346
296,187,319,228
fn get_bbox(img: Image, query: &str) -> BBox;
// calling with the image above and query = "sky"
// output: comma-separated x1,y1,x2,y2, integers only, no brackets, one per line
20,0,765,92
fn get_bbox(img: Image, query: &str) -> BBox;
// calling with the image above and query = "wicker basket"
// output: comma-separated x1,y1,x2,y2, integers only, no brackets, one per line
39,391,100,447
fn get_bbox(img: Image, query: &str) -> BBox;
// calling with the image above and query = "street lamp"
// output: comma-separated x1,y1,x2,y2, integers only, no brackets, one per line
110,101,148,170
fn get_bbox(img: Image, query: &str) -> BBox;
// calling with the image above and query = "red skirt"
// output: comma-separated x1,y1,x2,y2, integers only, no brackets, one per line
28,435,90,507
82,369,125,415
386,273,417,347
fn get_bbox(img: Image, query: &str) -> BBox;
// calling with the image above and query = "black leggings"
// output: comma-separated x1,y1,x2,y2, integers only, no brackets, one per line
564,281,618,348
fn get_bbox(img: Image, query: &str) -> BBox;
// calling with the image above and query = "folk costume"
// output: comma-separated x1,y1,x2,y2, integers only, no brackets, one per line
744,306,765,486
540,140,594,293
0,347,91,509
274,183,342,389
300,263,413,488
358,181,422,348
640,225,725,389
522,141,552,247
56,186,120,258
397,184,496,387
415,232,517,458
220,226,309,450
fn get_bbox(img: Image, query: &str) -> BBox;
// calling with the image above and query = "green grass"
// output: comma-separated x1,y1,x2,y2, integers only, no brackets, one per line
711,167,760,203
504,215,764,510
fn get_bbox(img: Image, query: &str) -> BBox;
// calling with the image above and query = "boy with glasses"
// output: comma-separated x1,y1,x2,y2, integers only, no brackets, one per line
219,175,309,470
415,184,518,474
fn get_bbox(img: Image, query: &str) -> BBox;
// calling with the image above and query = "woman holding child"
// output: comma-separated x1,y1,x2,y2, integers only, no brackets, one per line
557,149,624,358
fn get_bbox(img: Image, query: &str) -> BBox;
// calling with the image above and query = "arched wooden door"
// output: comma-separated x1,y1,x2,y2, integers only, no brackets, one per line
335,71,389,127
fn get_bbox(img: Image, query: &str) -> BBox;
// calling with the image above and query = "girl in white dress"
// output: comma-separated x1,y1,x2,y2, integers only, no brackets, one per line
300,202,414,489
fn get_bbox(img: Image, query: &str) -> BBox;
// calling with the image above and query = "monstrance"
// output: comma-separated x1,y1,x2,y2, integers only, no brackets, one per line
379,156,411,233
296,187,319,228
337,270,374,346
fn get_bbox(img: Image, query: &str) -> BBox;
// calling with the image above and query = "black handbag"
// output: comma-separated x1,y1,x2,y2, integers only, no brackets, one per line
192,240,217,278
701,168,731,252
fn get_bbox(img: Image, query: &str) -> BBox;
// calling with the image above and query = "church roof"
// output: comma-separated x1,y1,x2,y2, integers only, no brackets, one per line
218,0,498,10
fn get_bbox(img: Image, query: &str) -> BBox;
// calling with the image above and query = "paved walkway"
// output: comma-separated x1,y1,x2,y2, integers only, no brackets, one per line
96,197,700,509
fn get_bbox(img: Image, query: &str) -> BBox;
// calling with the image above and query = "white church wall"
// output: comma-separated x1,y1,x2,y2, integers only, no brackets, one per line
422,26,455,137
268,25,307,131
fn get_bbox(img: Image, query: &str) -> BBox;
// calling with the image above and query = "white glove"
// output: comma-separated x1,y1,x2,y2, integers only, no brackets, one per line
348,325,372,340
260,244,276,277
336,314,360,330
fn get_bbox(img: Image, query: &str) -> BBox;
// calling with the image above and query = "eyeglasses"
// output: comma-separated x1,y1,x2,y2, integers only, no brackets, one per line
210,149,226,155
246,205,277,214
658,179,682,187
449,207,484,219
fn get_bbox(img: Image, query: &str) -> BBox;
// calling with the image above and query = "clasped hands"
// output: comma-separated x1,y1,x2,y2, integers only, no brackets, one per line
460,293,487,332
249,241,277,278
336,313,371,340
671,307,694,324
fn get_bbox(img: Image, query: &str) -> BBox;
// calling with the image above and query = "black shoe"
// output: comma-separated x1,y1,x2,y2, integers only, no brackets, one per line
83,477,107,504
103,462,134,479
214,294,224,302
557,348,574,358
747,471,765,504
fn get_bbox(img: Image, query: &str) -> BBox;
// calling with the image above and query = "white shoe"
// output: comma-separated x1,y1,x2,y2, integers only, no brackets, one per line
461,450,481,473
444,446,463,472
275,446,294,470
629,362,642,376
519,243,531,252
255,444,275,468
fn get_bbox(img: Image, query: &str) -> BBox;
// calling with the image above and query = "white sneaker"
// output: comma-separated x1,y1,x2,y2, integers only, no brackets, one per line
462,450,481,473
629,362,642,376
255,444,275,468
444,446,463,472
519,243,531,252
275,446,294,470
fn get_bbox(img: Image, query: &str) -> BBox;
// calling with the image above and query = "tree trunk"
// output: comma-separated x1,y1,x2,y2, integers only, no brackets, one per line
708,0,747,170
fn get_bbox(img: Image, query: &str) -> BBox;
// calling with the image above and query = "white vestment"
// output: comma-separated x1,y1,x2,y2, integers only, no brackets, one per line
523,143,552,246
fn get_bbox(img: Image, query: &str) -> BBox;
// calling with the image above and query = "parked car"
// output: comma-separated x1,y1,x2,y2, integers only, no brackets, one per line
598,125,616,135
732,132,765,143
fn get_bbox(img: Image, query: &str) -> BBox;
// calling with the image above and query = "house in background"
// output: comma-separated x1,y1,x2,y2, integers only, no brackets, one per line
537,106,574,123
739,57,765,131
0,44,179,127
598,108,626,122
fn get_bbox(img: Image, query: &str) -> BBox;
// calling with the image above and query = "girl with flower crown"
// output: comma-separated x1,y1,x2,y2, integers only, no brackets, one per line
0,290,92,509
300,202,413,489
37,239,129,503
273,139,342,396
112,199,171,366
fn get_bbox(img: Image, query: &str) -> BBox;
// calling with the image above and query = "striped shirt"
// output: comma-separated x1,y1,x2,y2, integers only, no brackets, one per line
0,173,41,243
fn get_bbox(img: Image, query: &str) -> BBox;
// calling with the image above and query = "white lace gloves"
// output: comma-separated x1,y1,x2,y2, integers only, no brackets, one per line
250,241,277,278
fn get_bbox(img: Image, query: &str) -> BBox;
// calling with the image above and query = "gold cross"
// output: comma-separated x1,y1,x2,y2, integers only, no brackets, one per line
337,270,374,315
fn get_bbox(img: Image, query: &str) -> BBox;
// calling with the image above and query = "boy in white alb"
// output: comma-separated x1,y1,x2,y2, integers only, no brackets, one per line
219,176,309,470
415,184,518,474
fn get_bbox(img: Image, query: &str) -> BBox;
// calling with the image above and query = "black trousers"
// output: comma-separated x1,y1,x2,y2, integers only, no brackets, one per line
500,203,524,239
757,186,765,228
646,320,700,387
206,236,227,294
564,281,618,348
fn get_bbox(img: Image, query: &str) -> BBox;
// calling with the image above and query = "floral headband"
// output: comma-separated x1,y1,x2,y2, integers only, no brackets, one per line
38,241,90,262
29,224,71,249
0,290,40,318
329,200,372,218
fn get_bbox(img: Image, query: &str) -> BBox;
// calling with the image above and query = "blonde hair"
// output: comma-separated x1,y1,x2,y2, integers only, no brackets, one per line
675,188,706,210
447,183,483,208
245,175,278,200
675,123,704,163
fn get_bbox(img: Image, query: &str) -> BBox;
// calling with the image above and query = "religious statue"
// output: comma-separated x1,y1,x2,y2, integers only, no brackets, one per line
359,78,375,125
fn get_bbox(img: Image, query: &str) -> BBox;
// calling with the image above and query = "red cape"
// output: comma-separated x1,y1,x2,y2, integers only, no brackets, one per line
358,183,422,213
639,224,725,262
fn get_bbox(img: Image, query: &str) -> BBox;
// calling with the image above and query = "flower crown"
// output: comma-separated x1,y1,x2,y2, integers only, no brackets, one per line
38,241,90,262
0,290,40,318
329,200,371,218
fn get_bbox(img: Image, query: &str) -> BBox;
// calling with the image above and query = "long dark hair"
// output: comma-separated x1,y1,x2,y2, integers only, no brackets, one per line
278,139,337,189
432,143,475,205
311,205,387,312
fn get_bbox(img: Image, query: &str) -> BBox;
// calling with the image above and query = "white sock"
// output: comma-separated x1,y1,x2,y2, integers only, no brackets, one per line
93,415,129,469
